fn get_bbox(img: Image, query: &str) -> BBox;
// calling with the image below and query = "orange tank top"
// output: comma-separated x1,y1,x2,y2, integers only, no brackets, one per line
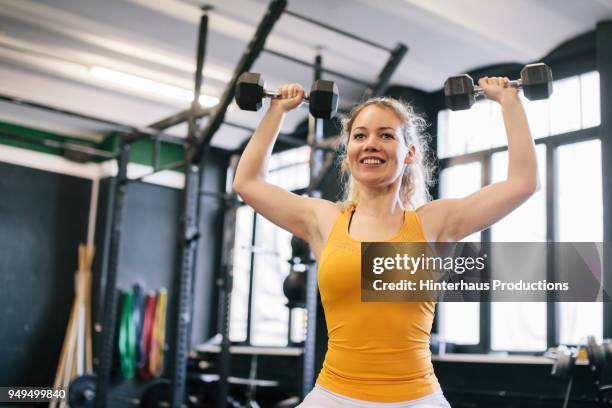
315,206,439,402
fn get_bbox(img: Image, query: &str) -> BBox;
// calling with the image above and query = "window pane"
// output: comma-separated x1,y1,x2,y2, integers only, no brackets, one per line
550,76,581,136
557,140,603,241
521,94,550,139
558,302,603,345
439,162,482,242
580,71,600,129
250,215,293,346
491,303,547,351
230,206,254,342
491,145,547,242
556,140,603,345
490,145,547,351
488,102,507,149
437,100,498,158
268,146,311,191
269,162,310,191
437,303,480,345
438,162,481,345
290,307,307,343
269,145,310,170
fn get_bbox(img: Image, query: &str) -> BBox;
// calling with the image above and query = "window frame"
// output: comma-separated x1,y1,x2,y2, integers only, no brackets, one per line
436,121,603,354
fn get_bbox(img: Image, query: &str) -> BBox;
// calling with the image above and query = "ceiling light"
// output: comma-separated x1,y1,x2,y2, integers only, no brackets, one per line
89,66,219,107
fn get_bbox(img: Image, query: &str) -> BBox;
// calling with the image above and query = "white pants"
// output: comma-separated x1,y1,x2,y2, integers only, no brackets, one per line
297,385,451,408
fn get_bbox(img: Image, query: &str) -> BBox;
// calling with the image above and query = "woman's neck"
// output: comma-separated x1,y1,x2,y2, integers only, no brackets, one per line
354,189,404,218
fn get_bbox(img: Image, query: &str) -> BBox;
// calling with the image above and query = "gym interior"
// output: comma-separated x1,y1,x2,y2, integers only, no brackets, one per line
0,0,611,407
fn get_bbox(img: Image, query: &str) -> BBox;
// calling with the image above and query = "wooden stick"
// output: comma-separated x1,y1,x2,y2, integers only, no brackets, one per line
84,245,95,372
49,297,77,408
50,244,97,408
59,300,78,408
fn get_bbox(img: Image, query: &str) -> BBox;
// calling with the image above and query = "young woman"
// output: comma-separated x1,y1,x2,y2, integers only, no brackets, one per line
232,77,539,407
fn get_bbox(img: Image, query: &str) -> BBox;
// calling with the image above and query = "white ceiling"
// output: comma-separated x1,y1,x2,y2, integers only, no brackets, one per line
0,0,611,150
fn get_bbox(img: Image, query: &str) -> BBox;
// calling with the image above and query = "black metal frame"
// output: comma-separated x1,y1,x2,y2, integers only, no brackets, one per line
93,1,288,405
169,8,209,407
262,48,370,86
596,21,612,339
302,53,324,398
94,140,130,408
97,0,410,404
0,130,116,160
0,93,188,147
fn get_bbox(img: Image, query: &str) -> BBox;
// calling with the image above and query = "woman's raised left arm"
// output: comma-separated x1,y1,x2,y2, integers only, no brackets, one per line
435,77,540,242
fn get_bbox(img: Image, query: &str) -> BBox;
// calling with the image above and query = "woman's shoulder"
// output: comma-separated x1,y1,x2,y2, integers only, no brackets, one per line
414,199,454,242
311,197,345,220
415,198,454,215
306,199,346,259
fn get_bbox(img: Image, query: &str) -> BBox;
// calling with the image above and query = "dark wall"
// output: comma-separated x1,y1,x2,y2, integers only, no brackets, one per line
91,149,229,394
0,162,91,386
0,147,228,396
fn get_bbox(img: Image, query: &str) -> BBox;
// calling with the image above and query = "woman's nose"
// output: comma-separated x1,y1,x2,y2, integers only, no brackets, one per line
363,137,381,151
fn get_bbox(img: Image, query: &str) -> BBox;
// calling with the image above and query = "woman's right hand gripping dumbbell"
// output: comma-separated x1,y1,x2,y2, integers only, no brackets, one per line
270,83,306,114
232,80,336,247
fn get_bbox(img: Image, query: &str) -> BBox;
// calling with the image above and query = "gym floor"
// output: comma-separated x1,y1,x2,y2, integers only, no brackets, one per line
0,1,611,407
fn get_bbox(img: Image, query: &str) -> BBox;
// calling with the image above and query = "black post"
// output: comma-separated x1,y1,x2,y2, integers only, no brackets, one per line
170,9,209,408
171,164,201,408
546,146,558,348
189,0,288,164
479,156,491,353
216,155,240,408
596,21,612,336
362,44,408,99
94,141,130,408
302,53,324,398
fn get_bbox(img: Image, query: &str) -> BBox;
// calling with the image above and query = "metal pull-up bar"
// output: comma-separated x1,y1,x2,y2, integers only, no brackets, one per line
262,48,370,86
284,10,393,53
189,0,288,164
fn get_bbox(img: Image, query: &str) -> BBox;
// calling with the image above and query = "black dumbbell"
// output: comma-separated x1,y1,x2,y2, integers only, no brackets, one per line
235,72,339,119
444,63,553,111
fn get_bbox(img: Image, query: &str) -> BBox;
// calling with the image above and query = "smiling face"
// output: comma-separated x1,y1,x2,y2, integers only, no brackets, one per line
346,104,415,189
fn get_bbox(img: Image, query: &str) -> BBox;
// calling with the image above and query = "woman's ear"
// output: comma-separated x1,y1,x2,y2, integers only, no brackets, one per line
404,145,416,164
341,157,350,171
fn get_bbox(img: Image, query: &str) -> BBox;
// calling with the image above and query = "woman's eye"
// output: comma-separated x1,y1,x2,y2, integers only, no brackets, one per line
381,133,394,139
353,133,365,139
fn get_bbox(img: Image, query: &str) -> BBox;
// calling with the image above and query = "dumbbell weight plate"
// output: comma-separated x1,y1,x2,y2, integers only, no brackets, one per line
309,80,339,119
236,72,339,119
69,374,97,408
521,63,553,101
443,74,476,111
235,72,266,111
586,335,606,371
551,350,575,379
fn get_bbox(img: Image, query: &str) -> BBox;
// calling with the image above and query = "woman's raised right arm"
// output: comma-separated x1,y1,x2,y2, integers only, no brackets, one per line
232,84,333,242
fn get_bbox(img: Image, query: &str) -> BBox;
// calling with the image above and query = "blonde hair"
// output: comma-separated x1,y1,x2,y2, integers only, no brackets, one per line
336,97,435,211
